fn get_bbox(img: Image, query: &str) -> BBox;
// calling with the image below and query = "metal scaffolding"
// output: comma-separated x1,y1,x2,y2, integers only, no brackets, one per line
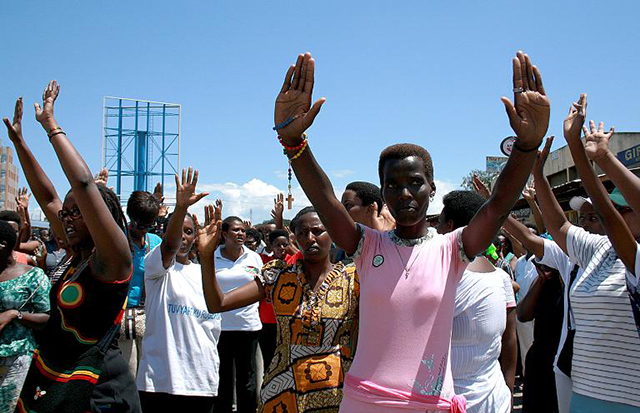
102,97,181,202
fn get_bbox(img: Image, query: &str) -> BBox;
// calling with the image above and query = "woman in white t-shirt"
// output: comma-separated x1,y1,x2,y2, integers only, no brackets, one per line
137,168,221,411
212,214,263,413
437,190,517,413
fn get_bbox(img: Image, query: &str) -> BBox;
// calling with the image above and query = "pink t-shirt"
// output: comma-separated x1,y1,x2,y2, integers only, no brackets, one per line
342,225,469,412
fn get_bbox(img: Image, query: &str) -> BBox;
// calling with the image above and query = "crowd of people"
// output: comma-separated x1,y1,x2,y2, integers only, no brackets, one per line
0,50,639,413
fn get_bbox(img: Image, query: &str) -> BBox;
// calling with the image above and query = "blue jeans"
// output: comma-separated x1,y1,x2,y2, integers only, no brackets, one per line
571,392,640,413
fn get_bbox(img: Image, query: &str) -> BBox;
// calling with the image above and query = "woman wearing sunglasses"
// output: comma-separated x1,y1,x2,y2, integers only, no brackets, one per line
4,82,140,412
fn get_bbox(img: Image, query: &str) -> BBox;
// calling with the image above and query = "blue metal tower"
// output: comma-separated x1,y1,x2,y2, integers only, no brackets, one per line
102,97,181,202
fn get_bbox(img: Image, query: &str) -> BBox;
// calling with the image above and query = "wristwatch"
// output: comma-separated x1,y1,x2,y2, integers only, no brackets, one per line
16,310,23,320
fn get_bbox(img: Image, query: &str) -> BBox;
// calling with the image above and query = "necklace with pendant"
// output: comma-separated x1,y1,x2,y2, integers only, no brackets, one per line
394,243,425,278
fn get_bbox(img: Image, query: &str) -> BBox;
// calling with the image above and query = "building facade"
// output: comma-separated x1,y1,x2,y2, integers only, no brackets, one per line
0,138,19,211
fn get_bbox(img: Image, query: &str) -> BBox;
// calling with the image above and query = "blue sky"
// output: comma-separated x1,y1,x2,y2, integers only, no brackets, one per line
2,1,640,222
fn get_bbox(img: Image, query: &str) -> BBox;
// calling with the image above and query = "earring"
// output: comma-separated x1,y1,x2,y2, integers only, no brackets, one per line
430,193,435,201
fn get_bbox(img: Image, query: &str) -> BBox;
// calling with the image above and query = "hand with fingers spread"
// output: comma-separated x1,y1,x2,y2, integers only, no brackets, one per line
196,204,223,256
275,53,326,145
563,94,587,144
501,52,550,151
3,97,25,143
94,168,109,187
16,187,30,209
174,167,209,210
244,220,253,230
34,80,61,132
584,120,615,162
271,193,285,228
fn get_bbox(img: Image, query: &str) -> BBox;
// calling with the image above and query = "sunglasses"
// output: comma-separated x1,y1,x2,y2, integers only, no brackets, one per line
58,206,82,221
131,220,156,231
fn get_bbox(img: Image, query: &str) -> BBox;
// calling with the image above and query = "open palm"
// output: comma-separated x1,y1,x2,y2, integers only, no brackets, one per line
175,167,208,208
275,53,326,145
197,203,222,256
35,80,60,125
3,97,24,142
584,120,614,161
502,52,550,149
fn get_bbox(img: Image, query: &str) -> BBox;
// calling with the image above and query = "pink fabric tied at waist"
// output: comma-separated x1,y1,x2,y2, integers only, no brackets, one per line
344,374,467,413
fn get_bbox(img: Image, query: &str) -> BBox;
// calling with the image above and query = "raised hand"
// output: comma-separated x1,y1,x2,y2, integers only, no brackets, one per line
274,53,326,145
94,168,109,186
3,97,24,143
244,220,253,229
472,174,491,200
15,187,30,209
153,182,165,203
563,94,587,143
34,80,60,129
271,193,284,219
584,120,615,161
501,52,550,150
522,183,535,203
196,203,223,256
534,136,554,176
174,167,208,209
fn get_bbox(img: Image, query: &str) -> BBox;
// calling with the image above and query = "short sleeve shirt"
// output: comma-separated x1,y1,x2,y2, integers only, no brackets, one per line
0,268,50,357
128,233,162,307
347,224,469,400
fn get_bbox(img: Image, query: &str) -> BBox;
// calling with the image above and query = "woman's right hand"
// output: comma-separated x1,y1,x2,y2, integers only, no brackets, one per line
196,202,223,257
3,97,24,143
174,167,208,210
275,53,326,146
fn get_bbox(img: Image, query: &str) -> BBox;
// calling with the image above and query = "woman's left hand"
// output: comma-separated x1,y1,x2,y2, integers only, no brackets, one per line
196,202,223,256
35,80,60,131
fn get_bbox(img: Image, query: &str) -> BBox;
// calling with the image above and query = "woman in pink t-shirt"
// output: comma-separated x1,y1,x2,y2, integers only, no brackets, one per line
270,51,550,412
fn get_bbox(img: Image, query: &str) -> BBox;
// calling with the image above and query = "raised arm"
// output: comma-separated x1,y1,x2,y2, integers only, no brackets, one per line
160,167,208,268
502,216,544,258
198,203,264,313
523,183,546,234
463,52,550,257
531,136,572,254
274,53,360,254
35,81,131,281
3,98,64,240
564,96,637,273
271,193,285,229
587,127,640,218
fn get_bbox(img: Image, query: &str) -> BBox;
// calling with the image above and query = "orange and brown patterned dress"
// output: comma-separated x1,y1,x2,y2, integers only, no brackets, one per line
257,259,359,412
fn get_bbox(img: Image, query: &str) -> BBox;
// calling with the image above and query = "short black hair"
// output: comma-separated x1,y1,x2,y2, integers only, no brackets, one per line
441,190,486,229
0,220,17,253
345,181,383,216
221,216,243,232
269,229,289,244
127,191,160,224
246,228,263,243
163,212,195,233
290,206,317,234
378,143,434,186
524,223,539,236
0,210,21,226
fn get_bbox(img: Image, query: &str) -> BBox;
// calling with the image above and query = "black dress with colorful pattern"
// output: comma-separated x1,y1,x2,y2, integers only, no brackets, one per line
17,254,138,412
257,259,359,413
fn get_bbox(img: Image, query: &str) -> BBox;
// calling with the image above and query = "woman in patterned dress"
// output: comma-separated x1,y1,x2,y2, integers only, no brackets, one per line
4,82,139,412
0,220,50,412
198,204,359,412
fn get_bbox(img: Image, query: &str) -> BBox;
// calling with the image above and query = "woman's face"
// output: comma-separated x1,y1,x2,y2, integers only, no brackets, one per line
271,235,289,260
177,215,196,260
381,156,433,228
60,192,91,248
295,213,331,263
223,220,246,248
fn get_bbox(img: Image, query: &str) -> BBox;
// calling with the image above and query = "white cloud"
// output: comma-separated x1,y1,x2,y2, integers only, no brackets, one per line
330,169,354,178
427,179,461,215
176,178,311,223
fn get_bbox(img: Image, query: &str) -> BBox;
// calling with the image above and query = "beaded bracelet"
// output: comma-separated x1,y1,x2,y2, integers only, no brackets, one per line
288,139,308,161
278,133,307,152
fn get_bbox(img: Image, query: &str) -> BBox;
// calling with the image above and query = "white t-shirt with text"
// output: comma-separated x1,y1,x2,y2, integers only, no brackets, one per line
137,245,222,396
